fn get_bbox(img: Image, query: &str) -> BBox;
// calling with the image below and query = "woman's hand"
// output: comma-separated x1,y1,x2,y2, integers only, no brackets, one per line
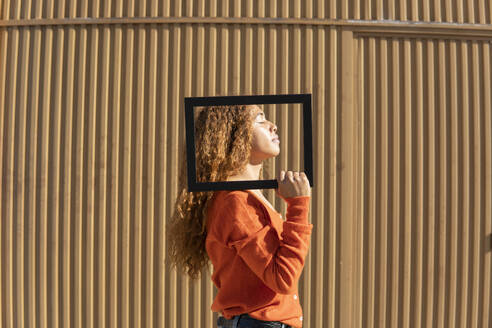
276,170,311,200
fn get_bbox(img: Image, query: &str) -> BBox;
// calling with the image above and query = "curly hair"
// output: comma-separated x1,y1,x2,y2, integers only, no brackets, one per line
166,105,259,279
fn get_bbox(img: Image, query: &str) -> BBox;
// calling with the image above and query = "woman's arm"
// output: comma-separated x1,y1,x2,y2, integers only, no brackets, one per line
218,193,312,295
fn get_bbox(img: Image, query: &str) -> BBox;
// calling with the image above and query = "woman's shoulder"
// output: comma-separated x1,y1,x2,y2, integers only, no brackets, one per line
209,190,252,211
206,190,268,241
208,190,267,224
212,190,270,212
213,189,249,200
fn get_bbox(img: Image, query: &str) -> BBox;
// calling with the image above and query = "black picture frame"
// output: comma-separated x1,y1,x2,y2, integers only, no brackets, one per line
184,94,313,192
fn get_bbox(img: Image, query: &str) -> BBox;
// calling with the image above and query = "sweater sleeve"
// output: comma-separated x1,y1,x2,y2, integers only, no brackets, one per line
218,194,313,295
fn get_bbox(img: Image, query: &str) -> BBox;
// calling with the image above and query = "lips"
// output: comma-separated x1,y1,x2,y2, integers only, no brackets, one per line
272,136,280,143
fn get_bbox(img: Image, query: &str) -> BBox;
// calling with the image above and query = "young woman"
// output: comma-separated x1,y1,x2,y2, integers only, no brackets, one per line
167,104,312,328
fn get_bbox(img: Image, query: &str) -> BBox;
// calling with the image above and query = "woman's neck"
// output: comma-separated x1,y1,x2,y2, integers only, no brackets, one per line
226,163,262,181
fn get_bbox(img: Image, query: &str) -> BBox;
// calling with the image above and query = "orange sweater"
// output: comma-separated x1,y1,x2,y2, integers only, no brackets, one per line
205,190,313,328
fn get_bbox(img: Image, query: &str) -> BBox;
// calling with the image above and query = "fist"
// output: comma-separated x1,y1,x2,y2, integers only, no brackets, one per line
276,170,311,200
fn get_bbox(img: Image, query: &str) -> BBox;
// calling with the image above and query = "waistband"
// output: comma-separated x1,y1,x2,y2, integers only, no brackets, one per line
217,314,291,328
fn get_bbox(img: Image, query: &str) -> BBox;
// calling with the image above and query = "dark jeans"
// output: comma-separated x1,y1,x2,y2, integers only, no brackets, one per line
217,313,292,328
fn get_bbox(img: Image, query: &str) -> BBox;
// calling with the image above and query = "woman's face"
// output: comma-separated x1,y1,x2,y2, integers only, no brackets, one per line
248,105,280,163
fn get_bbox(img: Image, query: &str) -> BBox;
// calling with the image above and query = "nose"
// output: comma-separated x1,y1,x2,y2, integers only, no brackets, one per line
271,122,277,133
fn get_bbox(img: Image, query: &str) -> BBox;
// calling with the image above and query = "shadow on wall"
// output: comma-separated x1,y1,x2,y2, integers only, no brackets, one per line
486,234,492,252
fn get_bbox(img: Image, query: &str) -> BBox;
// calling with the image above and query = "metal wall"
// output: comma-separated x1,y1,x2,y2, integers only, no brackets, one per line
1,1,491,328
2,0,492,23
356,36,492,327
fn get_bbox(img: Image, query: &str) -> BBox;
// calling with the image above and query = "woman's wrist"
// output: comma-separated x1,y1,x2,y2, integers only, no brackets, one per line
284,196,310,223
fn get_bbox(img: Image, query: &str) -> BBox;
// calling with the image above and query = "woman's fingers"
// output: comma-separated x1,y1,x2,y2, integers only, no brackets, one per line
293,171,300,180
286,171,294,181
276,170,311,199
279,170,286,181
279,170,302,181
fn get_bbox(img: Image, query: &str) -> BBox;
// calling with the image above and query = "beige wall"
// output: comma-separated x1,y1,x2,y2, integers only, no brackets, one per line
1,1,491,327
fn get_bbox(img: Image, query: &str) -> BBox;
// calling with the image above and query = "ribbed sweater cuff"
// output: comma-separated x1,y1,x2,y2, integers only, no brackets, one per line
284,196,310,223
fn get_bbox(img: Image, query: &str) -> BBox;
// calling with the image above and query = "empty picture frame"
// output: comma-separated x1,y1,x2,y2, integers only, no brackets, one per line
184,94,313,192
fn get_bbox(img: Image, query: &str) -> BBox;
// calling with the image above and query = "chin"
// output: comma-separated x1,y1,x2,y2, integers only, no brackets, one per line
252,148,280,162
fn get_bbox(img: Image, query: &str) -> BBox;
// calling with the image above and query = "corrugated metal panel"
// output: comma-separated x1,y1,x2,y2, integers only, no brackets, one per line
2,0,492,23
356,36,492,328
0,23,341,328
1,9,491,328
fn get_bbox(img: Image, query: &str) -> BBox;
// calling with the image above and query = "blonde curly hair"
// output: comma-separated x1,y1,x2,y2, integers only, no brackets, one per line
167,105,260,279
